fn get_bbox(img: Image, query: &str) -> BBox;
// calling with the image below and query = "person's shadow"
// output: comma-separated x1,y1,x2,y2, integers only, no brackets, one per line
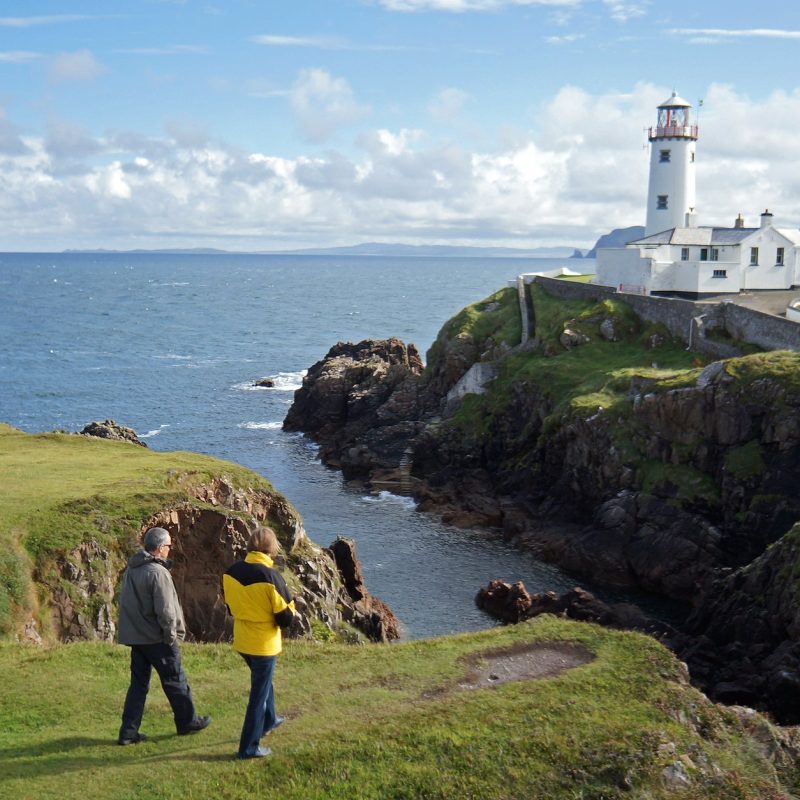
0,736,235,782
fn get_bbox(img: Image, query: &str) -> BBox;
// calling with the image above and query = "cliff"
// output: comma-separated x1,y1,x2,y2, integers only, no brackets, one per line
0,423,398,645
285,282,800,720
585,225,645,258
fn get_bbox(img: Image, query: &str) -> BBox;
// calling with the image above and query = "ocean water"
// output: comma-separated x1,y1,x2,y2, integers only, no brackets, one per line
0,251,607,639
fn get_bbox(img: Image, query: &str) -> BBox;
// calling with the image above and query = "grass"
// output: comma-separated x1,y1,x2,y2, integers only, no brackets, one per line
425,287,521,375
556,273,596,283
0,615,795,800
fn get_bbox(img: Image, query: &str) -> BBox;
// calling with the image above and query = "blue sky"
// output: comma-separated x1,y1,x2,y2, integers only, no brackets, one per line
3,0,800,250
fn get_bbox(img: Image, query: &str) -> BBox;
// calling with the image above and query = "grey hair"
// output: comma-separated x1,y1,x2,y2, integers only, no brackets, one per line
143,527,171,553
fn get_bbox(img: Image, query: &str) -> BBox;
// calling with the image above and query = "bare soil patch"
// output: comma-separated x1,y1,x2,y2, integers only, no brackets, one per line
458,641,594,690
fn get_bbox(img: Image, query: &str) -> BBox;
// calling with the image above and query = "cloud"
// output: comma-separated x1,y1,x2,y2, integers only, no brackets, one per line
670,27,800,41
0,110,31,155
372,0,579,11
602,0,646,22
546,33,584,44
48,50,107,84
0,15,92,27
428,88,470,120
113,45,210,56
0,51,42,63
250,34,350,49
290,68,369,143
5,82,800,250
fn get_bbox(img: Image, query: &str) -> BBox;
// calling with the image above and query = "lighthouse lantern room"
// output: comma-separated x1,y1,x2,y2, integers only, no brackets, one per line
645,91,698,236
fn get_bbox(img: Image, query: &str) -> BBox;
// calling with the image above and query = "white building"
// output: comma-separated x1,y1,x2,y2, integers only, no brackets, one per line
596,93,800,298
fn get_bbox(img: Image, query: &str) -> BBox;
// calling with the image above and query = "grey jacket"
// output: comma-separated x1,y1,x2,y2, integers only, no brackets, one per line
117,549,187,646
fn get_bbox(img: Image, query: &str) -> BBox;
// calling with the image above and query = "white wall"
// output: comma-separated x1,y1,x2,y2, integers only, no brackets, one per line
739,229,795,290
596,247,653,290
645,138,696,235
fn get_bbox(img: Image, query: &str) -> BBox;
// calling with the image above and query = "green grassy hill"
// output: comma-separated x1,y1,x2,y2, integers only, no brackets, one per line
3,617,798,800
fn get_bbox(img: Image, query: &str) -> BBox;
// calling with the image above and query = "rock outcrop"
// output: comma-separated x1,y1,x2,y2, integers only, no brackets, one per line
476,580,676,639
283,338,427,483
80,419,148,447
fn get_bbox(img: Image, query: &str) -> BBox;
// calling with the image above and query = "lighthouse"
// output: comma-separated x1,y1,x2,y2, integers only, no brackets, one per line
645,92,698,236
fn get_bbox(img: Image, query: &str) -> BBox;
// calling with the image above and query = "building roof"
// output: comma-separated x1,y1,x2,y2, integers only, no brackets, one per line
630,227,759,247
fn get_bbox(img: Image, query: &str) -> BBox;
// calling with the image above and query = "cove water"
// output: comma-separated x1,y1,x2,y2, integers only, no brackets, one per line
1,251,608,639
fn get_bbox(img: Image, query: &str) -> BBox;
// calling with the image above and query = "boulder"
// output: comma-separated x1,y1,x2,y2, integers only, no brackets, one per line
79,419,147,447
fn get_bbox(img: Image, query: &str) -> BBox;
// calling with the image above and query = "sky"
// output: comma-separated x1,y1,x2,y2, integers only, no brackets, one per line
3,1,800,252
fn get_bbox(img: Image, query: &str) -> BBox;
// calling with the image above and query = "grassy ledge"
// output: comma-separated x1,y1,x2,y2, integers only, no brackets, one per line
1,616,796,800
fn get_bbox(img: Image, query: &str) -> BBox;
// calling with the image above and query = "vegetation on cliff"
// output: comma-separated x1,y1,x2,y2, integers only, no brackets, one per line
3,616,798,799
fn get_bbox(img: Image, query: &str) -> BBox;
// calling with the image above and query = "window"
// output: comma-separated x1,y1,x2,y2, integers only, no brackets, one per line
657,195,668,210
710,247,719,262
690,151,696,163
700,248,708,261
713,269,727,278
777,247,785,265
680,247,689,261
660,149,671,163
750,247,759,265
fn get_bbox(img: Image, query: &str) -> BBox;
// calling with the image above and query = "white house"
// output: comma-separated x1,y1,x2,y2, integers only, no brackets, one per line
596,93,800,298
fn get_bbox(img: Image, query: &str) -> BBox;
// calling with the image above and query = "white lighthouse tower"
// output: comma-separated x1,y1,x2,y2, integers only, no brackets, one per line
645,92,698,236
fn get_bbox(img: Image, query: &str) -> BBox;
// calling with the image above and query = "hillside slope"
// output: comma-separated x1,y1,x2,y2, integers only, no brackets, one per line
2,617,798,800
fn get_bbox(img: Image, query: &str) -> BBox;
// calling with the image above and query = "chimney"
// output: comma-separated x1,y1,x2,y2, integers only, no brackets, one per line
734,213,744,229
685,210,698,228
760,209,774,228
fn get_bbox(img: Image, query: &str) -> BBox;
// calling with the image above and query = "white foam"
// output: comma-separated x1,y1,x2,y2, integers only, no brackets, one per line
361,491,417,510
153,353,193,360
232,370,306,392
238,421,282,430
139,424,170,439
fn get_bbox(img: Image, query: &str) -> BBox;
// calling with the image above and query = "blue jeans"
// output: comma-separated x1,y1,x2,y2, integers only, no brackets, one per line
238,653,278,757
119,642,197,738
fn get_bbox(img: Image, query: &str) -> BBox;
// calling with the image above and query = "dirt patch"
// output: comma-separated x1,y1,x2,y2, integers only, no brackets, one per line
458,641,594,690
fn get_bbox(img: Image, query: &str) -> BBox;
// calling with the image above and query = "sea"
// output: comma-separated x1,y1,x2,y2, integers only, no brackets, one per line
0,251,623,640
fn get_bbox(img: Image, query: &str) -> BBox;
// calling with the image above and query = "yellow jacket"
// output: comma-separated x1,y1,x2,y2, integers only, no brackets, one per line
223,551,296,656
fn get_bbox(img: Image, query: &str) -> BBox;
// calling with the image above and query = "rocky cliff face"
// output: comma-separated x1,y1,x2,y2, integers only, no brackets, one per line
40,474,399,645
676,523,800,724
284,286,800,719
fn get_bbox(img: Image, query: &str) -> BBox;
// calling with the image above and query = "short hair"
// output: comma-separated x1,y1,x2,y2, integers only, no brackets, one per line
143,527,171,553
247,526,280,557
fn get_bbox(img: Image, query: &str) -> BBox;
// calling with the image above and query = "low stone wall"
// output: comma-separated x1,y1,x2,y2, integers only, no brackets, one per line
524,275,800,353
724,302,800,351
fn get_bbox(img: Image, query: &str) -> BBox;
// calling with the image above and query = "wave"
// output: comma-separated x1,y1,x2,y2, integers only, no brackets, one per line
238,421,282,430
153,353,193,360
231,370,306,392
361,491,417,510
139,424,170,439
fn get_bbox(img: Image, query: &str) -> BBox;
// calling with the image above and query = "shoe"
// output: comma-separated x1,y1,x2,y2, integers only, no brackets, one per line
262,715,285,737
177,715,212,736
237,746,272,760
118,732,148,746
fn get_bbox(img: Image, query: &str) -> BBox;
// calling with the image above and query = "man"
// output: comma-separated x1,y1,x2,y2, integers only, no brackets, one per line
223,526,296,759
117,526,211,745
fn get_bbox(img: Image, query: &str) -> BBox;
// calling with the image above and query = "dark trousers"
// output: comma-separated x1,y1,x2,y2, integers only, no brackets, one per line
119,642,197,738
238,653,278,757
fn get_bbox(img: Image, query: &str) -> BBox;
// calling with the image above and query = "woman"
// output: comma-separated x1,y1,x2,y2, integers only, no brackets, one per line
223,526,296,759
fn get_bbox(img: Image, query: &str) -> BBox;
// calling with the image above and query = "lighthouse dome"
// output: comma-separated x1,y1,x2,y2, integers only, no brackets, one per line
659,91,691,108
